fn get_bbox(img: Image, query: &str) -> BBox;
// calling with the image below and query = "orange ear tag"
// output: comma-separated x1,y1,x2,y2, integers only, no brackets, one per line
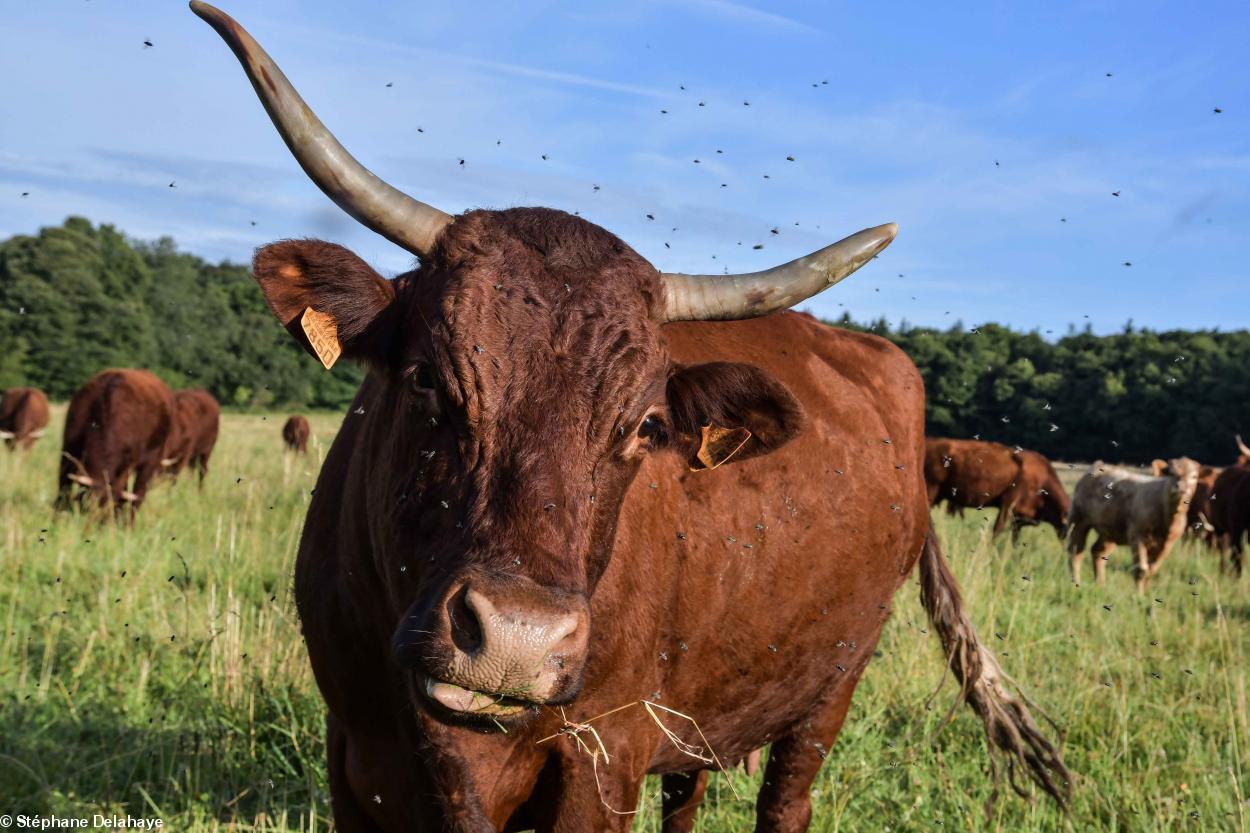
301,307,342,370
693,425,753,471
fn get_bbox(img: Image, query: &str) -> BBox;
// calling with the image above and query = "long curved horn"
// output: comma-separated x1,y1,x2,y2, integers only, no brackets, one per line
659,223,897,322
189,2,452,258
1237,434,1250,458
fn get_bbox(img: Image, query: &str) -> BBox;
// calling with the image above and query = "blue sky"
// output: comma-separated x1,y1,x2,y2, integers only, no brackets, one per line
1,0,1247,334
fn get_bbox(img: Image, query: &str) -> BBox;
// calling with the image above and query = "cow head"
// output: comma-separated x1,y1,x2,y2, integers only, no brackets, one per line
1156,457,1202,517
1012,452,1068,536
193,2,895,723
1032,475,1070,536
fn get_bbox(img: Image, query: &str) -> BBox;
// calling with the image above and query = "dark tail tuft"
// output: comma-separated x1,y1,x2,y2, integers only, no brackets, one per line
919,524,1072,808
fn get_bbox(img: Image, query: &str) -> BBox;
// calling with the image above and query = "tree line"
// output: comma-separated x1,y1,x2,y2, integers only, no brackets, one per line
0,217,362,411
835,314,1249,465
1,218,1245,464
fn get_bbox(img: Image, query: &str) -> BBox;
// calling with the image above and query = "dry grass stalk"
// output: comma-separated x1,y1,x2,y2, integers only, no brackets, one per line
536,698,743,815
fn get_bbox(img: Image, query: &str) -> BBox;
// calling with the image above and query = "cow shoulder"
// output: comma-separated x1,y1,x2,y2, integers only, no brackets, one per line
663,313,924,466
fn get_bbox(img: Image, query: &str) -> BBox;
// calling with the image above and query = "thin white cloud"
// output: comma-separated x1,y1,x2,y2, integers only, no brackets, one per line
673,0,820,33
276,20,677,101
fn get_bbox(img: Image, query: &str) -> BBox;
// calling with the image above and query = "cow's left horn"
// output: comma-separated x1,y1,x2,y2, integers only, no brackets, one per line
659,223,897,322
189,2,452,258
1237,434,1250,458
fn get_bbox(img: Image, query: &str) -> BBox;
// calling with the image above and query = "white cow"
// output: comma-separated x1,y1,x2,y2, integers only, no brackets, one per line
1065,458,1200,591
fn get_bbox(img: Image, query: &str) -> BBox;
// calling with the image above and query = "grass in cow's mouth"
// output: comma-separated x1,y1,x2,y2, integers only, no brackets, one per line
423,676,535,712
1,409,1246,830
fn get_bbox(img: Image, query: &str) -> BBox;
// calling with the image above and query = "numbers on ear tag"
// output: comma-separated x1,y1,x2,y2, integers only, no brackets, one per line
693,425,752,470
301,307,342,370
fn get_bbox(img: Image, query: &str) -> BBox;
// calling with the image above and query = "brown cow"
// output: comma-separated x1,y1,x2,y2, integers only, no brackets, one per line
56,369,175,518
1184,464,1221,542
193,4,1068,831
0,386,50,451
163,388,221,484
1066,459,1200,591
1205,436,1250,576
925,438,1069,538
282,414,310,454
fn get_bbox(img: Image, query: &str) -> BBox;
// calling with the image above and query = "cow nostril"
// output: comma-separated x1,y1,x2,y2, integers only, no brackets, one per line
446,586,483,654
458,586,586,663
548,613,582,655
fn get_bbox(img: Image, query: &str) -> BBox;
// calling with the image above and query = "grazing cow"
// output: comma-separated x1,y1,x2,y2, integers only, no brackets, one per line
1205,436,1250,576
282,414,310,454
1065,459,1200,590
193,4,1069,831
163,388,221,484
0,386,50,451
924,438,1069,538
1183,464,1221,541
56,369,175,518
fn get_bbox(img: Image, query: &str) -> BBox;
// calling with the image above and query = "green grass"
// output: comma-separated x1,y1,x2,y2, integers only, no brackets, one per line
1,408,1246,831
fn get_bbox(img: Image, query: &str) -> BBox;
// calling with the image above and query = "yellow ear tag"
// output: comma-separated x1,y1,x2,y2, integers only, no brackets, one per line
301,307,342,370
693,425,753,471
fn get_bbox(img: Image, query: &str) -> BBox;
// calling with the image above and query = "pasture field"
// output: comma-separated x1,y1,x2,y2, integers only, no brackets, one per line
1,408,1247,832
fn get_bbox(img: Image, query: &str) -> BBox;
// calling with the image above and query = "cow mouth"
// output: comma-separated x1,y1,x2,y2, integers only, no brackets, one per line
422,675,538,718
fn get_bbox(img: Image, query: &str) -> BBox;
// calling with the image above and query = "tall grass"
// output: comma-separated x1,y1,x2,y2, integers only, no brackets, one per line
0,408,1245,831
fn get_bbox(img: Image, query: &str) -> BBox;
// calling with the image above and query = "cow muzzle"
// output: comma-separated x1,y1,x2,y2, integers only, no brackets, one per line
395,574,590,719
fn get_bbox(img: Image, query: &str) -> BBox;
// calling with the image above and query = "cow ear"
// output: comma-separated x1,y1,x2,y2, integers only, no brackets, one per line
252,240,397,369
666,362,805,470
1150,459,1168,477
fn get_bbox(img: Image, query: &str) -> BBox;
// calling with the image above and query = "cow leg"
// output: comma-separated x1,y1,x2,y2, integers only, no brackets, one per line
1131,539,1151,593
194,453,210,487
127,463,160,524
992,504,1013,537
537,750,645,833
103,467,132,517
326,715,391,833
660,770,708,833
1217,531,1233,564
1067,523,1091,585
1091,537,1114,585
1228,532,1245,578
753,688,855,833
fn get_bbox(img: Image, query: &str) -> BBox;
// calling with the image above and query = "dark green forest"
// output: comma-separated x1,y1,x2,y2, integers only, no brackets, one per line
0,217,362,411
1,218,1246,464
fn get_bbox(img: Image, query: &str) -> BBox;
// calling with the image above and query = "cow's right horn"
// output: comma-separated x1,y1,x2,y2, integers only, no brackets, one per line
190,2,452,259
659,223,897,322
1237,434,1250,458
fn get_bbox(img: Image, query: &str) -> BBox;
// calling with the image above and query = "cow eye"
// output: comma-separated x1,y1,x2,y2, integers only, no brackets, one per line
411,364,437,391
638,414,664,441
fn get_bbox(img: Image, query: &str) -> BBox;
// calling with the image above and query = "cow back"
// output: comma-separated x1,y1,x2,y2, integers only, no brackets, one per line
924,437,1021,509
64,370,175,479
0,387,50,439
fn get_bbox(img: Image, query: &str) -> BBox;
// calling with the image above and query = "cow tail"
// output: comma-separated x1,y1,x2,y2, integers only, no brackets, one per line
918,524,1072,809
